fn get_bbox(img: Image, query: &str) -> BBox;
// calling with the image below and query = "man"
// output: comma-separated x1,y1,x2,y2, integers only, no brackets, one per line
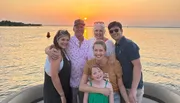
45,19,89,103
108,21,144,103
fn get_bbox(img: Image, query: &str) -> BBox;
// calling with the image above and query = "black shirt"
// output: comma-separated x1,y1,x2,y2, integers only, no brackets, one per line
115,36,143,89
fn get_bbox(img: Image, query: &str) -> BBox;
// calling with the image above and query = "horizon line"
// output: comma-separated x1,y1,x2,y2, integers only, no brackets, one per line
42,25,180,28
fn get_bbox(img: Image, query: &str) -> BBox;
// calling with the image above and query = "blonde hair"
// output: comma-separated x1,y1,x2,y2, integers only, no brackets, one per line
93,22,105,32
93,40,107,51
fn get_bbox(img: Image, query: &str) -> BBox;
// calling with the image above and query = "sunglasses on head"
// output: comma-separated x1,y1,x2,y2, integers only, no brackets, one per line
60,30,68,34
94,21,104,24
109,29,119,34
57,30,69,40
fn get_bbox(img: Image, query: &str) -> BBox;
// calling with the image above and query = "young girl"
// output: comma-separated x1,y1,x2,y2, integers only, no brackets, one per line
83,65,114,103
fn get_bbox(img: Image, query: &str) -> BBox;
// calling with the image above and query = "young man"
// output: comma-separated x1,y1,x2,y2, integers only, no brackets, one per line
45,19,89,103
108,21,144,103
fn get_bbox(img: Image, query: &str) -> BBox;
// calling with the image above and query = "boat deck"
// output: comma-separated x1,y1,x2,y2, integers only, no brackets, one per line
37,97,158,103
2,83,180,103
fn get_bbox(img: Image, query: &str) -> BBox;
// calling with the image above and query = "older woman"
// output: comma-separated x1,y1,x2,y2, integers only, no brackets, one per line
44,30,72,103
87,21,115,60
79,40,130,103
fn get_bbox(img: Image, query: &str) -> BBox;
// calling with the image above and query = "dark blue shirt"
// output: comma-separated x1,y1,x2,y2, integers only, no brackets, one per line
115,36,143,89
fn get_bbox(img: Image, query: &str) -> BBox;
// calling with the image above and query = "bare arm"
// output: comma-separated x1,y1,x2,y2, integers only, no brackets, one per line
118,78,130,103
83,92,89,103
131,58,142,91
45,45,60,60
50,51,64,96
45,45,53,55
79,74,111,96
107,83,114,103
83,82,90,103
128,58,142,103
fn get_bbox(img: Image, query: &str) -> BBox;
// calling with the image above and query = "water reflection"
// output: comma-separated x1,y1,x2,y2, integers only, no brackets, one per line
0,26,180,101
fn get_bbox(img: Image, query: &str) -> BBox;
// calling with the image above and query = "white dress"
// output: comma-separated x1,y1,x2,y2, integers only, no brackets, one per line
87,38,115,60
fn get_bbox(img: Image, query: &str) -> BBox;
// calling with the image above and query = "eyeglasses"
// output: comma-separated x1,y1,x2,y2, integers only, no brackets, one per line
109,29,119,34
94,21,104,24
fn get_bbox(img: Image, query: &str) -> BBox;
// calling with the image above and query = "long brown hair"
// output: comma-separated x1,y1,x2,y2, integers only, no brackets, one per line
53,30,70,50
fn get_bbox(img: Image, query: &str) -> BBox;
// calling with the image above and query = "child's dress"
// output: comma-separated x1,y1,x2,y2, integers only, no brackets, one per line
88,80,109,103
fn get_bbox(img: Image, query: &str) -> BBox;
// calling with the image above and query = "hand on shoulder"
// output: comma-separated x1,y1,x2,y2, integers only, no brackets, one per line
49,47,61,60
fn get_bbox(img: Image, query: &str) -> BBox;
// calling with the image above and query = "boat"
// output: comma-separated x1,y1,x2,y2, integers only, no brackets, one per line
1,82,180,103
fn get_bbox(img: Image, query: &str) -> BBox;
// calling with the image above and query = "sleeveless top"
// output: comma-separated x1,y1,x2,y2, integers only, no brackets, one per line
88,80,109,103
44,56,64,76
43,51,72,103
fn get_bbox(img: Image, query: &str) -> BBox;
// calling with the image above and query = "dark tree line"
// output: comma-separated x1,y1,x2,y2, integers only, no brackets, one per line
0,20,42,26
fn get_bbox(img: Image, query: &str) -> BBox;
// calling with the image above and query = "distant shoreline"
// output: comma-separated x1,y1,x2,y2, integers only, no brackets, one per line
124,26,180,28
1,25,179,28
0,20,42,26
0,20,179,28
42,25,180,28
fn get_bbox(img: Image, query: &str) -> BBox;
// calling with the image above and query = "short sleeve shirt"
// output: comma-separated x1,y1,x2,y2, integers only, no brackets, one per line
115,36,143,89
83,58,122,92
66,36,89,88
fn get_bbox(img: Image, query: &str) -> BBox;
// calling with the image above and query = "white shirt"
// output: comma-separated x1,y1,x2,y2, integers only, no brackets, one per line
66,36,89,87
44,56,63,76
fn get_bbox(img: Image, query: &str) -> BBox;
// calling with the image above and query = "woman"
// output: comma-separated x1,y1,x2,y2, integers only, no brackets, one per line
80,40,130,103
87,21,115,60
44,30,72,103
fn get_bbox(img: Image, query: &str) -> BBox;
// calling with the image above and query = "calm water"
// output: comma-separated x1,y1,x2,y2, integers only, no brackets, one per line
0,26,180,101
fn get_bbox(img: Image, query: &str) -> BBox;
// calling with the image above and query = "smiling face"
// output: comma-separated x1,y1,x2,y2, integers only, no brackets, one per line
53,30,70,49
57,35,70,49
109,26,123,42
91,67,103,81
73,24,85,38
93,43,106,61
93,24,105,40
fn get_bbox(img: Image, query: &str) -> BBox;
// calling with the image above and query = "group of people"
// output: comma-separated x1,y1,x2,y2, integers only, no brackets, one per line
43,19,144,103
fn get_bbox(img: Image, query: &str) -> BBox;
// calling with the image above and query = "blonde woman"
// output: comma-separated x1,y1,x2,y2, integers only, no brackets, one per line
87,21,115,60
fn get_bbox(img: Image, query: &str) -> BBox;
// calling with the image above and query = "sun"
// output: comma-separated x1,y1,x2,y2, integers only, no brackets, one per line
84,17,87,20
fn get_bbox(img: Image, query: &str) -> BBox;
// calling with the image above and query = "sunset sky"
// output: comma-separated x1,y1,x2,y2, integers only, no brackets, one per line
0,0,180,27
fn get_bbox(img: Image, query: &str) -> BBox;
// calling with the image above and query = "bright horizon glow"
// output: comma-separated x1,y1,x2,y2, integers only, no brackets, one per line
0,0,180,27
